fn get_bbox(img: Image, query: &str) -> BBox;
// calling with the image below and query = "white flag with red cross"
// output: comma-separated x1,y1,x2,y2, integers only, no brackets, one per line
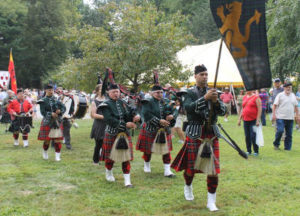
0,71,10,88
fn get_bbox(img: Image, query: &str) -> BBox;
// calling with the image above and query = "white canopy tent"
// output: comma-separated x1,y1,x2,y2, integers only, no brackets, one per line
177,39,244,88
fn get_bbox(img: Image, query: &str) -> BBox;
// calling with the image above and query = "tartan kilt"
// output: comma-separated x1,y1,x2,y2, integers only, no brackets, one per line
38,118,63,141
136,123,172,154
100,132,133,161
171,133,220,175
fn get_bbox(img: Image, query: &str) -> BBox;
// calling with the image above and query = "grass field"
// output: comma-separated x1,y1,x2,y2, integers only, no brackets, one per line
0,116,299,216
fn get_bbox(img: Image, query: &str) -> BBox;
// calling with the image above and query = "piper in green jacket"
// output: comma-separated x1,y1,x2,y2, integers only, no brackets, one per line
136,84,176,177
98,83,140,187
171,64,226,211
37,84,66,162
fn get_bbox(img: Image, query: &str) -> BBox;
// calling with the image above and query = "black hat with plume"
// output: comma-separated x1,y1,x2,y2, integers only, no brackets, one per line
97,73,103,85
101,68,119,95
44,83,53,90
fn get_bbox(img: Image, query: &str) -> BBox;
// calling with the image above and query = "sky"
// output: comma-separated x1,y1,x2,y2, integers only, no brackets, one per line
83,0,93,7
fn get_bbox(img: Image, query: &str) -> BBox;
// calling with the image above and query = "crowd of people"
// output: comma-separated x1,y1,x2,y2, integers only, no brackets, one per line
0,67,299,212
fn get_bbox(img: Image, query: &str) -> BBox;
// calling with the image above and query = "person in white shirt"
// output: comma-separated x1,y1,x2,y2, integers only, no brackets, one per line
272,83,299,150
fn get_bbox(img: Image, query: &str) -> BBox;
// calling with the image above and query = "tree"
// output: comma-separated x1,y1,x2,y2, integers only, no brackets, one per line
55,3,193,92
105,0,220,44
267,0,300,81
19,0,79,88
0,0,27,72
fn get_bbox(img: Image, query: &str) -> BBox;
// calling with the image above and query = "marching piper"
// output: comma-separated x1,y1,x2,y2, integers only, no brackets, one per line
7,89,33,147
136,73,176,177
98,69,140,187
37,84,66,161
171,65,226,211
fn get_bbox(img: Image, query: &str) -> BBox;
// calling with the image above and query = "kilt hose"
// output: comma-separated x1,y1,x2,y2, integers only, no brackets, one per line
105,159,131,174
136,123,172,155
38,118,63,141
100,132,133,162
171,133,220,176
13,133,28,140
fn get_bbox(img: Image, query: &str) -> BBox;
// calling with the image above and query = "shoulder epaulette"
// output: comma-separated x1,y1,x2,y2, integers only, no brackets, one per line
141,98,151,104
37,97,46,104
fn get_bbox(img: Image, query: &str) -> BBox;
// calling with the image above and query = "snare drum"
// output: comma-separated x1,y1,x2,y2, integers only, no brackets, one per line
63,93,88,119
62,94,74,119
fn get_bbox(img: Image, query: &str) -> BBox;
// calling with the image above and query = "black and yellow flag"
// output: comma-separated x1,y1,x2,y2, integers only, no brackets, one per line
210,0,272,90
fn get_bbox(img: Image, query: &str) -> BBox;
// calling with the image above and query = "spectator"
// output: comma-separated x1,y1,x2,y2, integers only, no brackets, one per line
271,78,284,123
0,90,15,124
171,98,186,144
238,90,262,156
220,87,233,122
296,85,300,131
272,83,299,150
90,84,106,164
259,89,269,126
0,86,8,102
163,83,172,99
237,90,244,115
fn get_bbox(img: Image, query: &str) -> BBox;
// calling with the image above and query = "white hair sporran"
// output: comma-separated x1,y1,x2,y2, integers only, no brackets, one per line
48,120,63,138
151,128,169,155
110,132,131,163
194,137,218,175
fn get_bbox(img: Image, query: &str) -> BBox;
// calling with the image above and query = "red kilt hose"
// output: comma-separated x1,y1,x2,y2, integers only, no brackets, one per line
38,118,64,141
136,123,172,154
100,132,133,161
171,133,220,175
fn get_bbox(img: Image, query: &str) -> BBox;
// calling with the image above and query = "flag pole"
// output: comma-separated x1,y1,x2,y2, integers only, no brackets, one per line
208,37,224,128
213,38,224,88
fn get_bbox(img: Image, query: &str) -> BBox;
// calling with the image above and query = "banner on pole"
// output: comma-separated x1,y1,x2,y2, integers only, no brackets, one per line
210,0,272,90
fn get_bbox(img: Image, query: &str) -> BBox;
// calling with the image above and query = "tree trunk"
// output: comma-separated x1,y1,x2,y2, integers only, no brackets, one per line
133,73,139,93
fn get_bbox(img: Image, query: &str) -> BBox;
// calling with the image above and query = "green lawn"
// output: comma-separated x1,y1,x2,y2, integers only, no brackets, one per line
0,116,299,216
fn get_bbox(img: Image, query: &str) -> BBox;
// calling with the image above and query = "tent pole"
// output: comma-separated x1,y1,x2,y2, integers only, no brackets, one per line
230,84,238,114
213,38,224,88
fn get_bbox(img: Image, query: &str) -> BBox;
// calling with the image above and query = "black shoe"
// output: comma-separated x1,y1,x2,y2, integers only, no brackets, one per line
165,174,176,178
66,144,72,150
274,146,280,150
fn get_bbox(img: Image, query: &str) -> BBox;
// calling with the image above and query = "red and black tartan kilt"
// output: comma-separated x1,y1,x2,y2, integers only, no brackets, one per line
100,132,133,161
136,123,172,154
171,133,220,175
37,118,64,141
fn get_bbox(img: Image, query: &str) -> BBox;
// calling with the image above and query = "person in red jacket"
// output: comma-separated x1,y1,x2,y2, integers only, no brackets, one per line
7,89,33,147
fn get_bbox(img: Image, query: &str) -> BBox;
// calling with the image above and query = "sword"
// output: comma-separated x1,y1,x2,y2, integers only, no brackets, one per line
217,123,248,159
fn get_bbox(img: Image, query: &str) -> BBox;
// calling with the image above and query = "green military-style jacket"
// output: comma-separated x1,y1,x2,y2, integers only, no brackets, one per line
38,96,66,119
141,97,175,132
182,86,226,139
99,97,135,135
